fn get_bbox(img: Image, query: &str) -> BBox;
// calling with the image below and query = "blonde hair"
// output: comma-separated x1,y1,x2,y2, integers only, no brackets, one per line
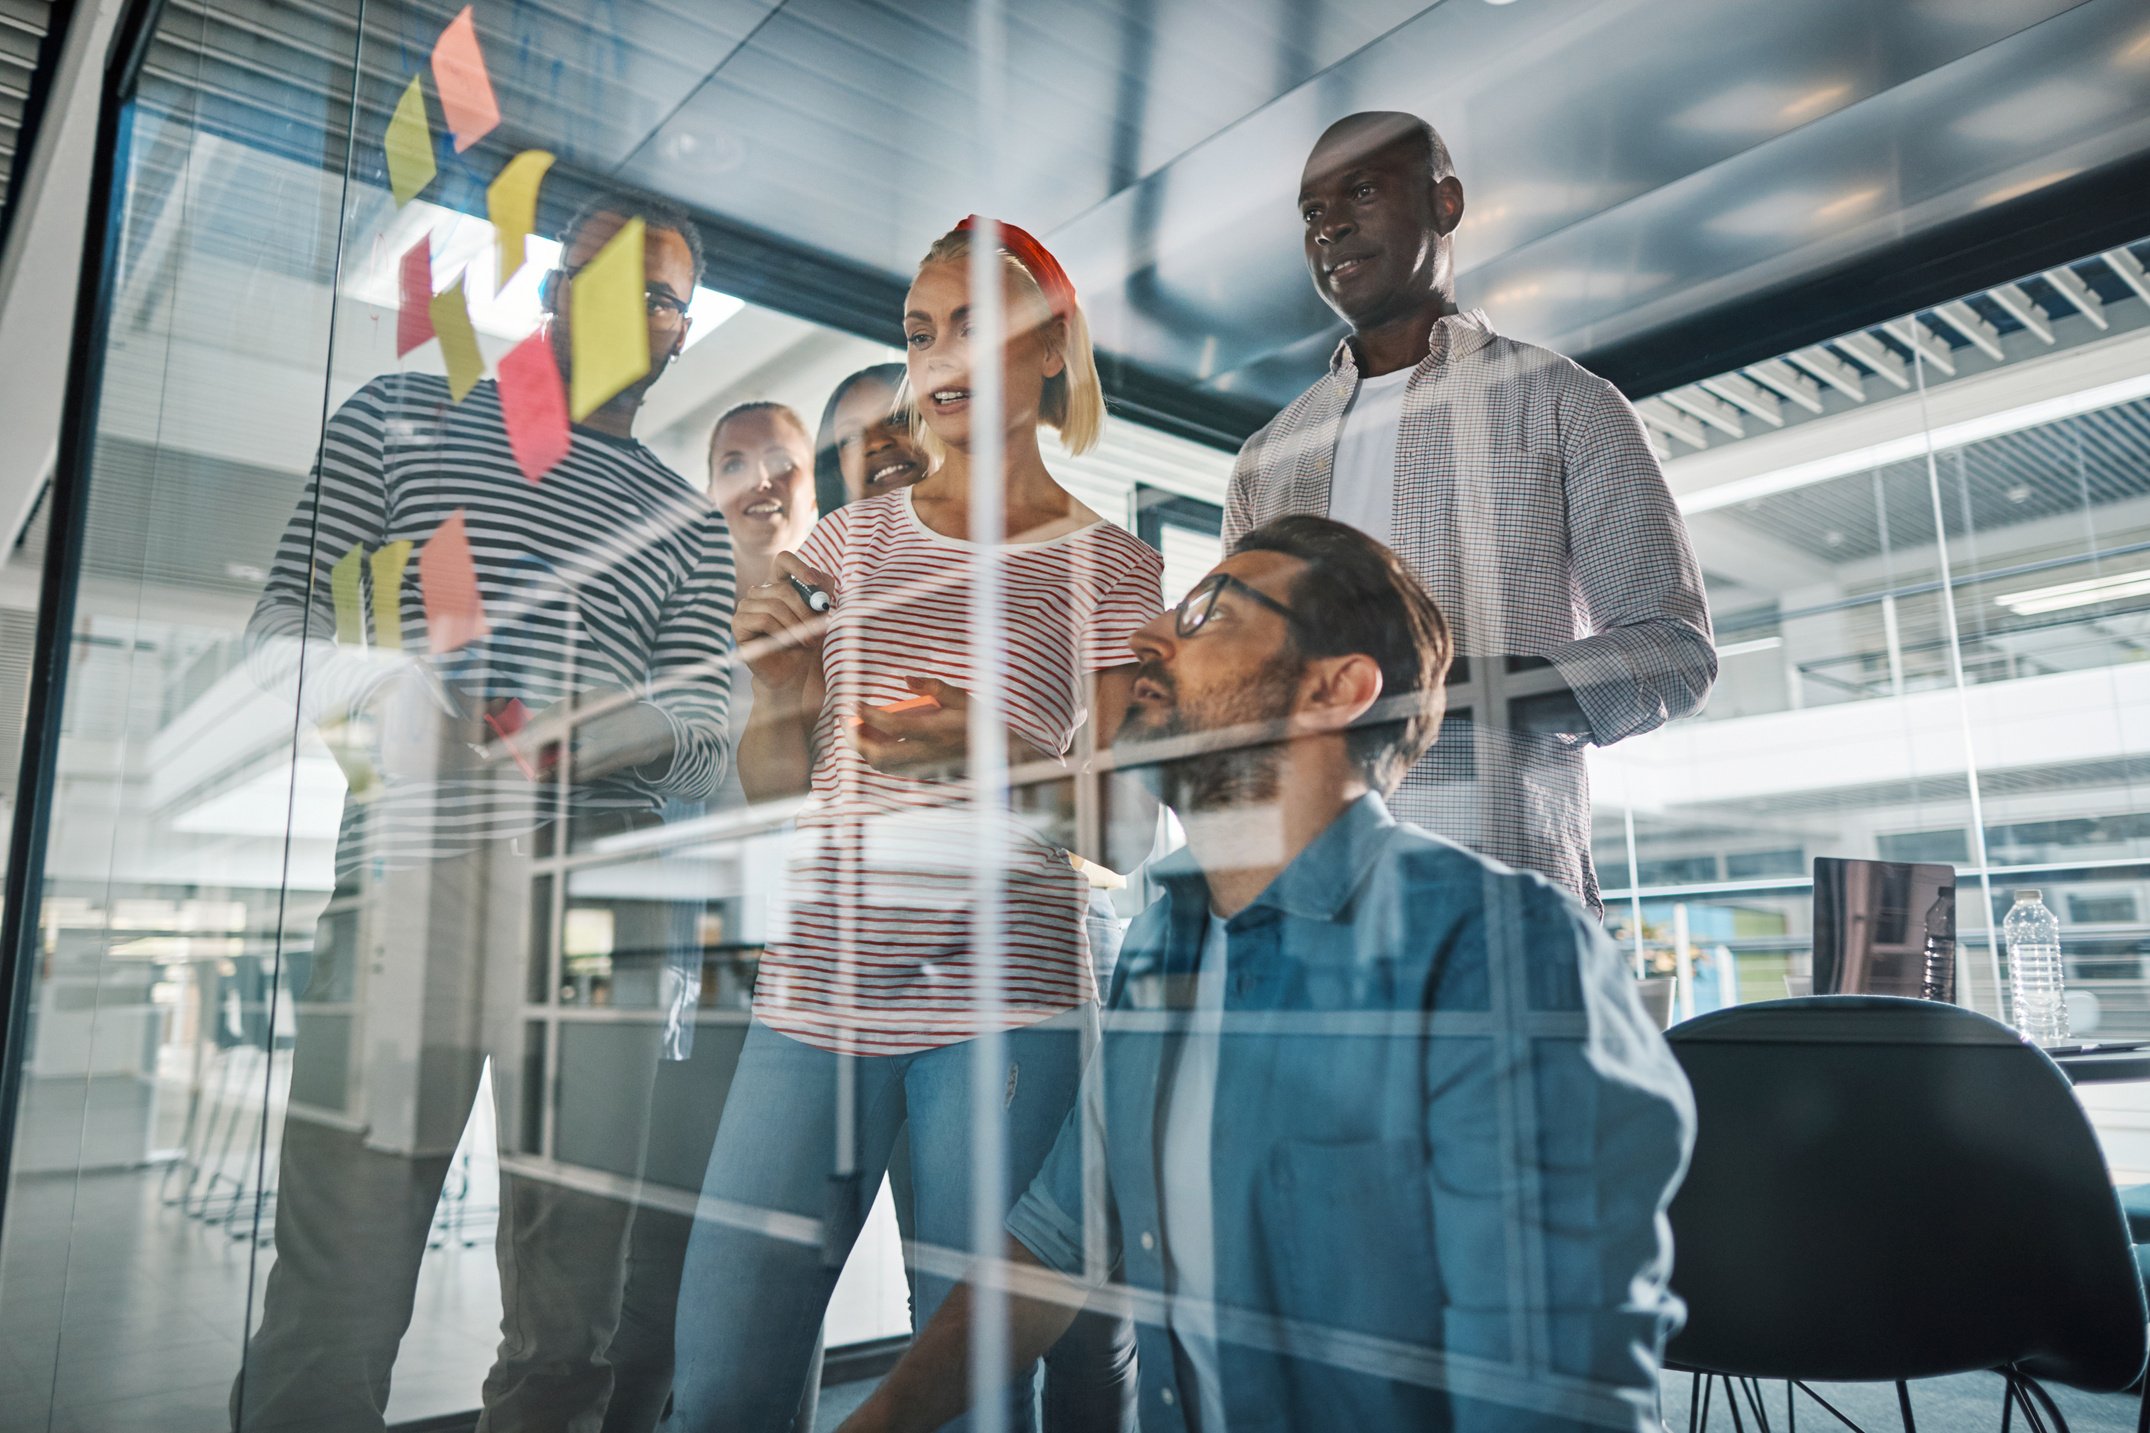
906,226,1105,462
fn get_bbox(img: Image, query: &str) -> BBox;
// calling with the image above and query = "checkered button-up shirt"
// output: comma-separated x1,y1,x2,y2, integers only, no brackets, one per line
1223,309,1716,914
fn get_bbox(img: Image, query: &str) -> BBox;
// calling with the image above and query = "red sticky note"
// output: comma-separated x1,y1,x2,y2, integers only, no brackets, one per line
418,509,491,654
431,7,500,154
496,331,571,483
396,235,434,357
489,697,530,735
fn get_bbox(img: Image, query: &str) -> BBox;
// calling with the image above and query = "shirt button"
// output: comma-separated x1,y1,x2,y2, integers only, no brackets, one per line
1161,1388,1176,1406
1139,1231,1156,1250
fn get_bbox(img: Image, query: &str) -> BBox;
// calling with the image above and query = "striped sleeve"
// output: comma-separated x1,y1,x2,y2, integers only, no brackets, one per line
795,502,853,585
640,502,737,802
1078,536,1165,672
244,377,400,726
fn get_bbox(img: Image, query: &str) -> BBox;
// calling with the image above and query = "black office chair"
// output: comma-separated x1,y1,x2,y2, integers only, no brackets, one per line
1665,996,2146,1432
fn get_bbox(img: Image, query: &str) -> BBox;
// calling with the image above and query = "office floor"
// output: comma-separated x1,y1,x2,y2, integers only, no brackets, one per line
1,1161,2144,1432
0,1162,501,1433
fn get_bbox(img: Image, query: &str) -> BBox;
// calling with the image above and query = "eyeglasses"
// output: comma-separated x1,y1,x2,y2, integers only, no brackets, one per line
549,268,692,323
1175,571,1304,639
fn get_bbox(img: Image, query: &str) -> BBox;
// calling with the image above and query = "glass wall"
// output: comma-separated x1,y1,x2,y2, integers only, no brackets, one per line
2,1,2147,1431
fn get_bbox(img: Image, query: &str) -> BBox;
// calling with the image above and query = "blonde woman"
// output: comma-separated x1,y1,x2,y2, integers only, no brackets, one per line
672,221,1160,1430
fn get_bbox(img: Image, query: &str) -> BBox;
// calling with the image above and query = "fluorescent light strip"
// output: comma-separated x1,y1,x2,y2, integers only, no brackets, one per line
1996,568,2150,615
1678,368,2150,514
1714,635,1784,657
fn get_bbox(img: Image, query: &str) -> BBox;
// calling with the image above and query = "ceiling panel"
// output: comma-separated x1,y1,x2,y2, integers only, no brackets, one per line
117,0,2150,436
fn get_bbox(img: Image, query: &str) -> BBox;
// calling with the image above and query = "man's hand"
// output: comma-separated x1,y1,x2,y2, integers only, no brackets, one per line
834,1239,1086,1433
736,551,835,692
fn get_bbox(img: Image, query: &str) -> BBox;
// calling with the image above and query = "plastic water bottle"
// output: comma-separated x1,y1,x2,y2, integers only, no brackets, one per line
2004,889,2070,1046
1919,886,1955,1004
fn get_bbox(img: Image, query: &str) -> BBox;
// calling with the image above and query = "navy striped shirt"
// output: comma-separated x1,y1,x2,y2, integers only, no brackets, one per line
247,372,734,871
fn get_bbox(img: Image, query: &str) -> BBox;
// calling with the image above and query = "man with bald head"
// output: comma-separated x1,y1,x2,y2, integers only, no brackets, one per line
1226,111,1716,915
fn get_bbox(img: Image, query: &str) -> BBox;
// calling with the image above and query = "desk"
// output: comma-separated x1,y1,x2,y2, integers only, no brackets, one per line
2055,1049,2150,1085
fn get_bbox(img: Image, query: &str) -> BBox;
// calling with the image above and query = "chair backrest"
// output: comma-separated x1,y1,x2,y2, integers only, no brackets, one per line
1665,995,2146,1389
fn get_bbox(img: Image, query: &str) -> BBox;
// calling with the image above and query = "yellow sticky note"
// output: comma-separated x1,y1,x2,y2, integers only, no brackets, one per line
429,278,485,401
487,150,554,293
371,540,414,648
569,216,650,421
329,544,365,646
384,76,437,207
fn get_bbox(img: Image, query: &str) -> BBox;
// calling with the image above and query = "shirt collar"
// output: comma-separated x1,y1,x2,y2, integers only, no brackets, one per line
1150,793,1398,926
1327,307,1496,379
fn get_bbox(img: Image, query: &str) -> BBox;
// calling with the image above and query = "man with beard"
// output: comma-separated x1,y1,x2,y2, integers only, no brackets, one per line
837,516,1694,1433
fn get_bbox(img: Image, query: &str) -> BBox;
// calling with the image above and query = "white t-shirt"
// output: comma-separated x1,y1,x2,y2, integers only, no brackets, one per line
1162,911,1230,1430
1325,365,1413,549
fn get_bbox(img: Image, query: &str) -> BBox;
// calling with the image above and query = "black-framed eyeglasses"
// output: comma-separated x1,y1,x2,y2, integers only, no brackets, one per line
1175,571,1304,638
550,267,691,322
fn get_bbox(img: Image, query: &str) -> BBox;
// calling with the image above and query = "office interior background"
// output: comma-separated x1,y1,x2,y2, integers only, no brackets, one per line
0,0,2147,1428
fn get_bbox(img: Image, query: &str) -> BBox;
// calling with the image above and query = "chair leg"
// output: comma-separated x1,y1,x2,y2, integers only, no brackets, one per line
2016,1373,2071,1433
1894,1381,1914,1433
1792,1380,1873,1433
1727,1378,1750,1433
1739,1377,1774,1432
2005,1374,2052,1433
2139,1375,2149,1433
2002,1374,2015,1433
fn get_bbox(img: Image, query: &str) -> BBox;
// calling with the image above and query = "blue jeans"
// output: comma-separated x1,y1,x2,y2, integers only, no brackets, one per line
671,1009,1096,1431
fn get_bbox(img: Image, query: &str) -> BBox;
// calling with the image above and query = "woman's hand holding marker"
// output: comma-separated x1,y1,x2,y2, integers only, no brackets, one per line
734,550,836,691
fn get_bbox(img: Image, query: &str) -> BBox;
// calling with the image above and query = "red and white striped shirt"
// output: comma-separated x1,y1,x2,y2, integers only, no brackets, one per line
754,490,1163,1055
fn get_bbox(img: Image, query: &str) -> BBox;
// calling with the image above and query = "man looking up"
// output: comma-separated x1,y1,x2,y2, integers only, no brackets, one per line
233,191,733,1432
837,516,1694,1432
1226,111,1716,914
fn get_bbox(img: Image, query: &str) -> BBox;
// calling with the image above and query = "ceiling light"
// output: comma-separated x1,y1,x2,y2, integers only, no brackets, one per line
1678,367,2150,514
1995,569,2150,616
1716,636,1784,658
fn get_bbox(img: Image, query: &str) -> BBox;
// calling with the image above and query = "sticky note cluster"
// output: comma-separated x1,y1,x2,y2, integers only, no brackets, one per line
382,4,500,207
381,9,630,485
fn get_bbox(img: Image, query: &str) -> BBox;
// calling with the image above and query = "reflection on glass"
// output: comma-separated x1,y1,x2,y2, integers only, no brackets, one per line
4,3,2150,1431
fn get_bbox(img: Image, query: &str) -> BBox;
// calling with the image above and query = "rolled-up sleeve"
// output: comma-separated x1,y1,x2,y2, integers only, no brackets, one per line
1425,879,1694,1431
1007,1042,1118,1288
1546,378,1717,747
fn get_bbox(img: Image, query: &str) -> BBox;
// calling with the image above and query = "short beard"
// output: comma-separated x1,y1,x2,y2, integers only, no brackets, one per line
1119,653,1302,814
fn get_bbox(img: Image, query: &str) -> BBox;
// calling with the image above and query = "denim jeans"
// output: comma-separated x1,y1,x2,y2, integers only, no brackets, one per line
670,1008,1096,1432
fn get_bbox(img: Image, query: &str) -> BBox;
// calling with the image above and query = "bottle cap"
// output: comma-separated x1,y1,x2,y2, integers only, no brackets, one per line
2014,888,2041,903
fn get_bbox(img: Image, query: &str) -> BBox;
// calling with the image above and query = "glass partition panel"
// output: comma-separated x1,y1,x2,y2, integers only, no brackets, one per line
8,2,2149,1430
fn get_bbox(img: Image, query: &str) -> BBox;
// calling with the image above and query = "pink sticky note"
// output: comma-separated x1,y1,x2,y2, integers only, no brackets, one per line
418,509,491,654
496,331,571,483
430,7,500,154
396,235,434,357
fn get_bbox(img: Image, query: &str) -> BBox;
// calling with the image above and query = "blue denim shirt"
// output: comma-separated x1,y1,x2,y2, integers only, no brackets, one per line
1007,795,1695,1432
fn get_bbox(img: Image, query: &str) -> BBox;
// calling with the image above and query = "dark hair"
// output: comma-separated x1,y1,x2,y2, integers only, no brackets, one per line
812,363,907,517
708,401,811,472
559,189,706,287
1230,515,1451,794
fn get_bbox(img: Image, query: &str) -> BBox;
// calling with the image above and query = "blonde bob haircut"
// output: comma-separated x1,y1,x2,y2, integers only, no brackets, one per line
906,225,1106,461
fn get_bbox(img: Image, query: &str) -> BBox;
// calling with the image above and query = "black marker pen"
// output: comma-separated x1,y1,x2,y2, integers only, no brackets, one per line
787,574,833,614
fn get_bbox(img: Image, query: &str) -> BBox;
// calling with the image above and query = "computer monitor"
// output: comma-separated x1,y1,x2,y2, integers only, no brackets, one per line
1812,857,1957,1000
